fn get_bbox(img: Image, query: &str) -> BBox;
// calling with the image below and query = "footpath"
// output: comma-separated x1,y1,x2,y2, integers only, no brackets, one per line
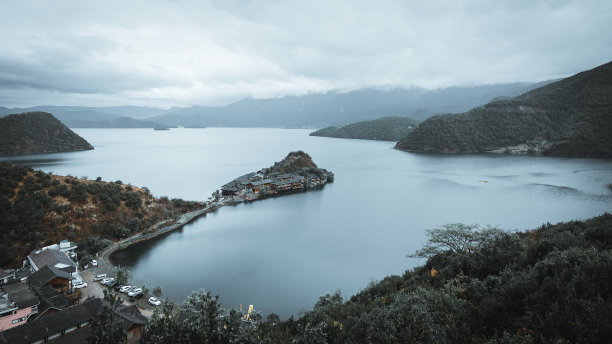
99,203,221,267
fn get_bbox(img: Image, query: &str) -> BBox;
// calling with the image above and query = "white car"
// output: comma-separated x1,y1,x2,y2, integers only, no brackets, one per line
73,281,87,289
101,277,115,285
91,259,98,266
119,285,134,293
127,288,143,297
94,274,107,281
148,297,161,306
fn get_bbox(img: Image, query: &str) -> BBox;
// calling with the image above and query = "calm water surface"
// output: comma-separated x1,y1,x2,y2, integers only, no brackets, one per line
5,128,612,318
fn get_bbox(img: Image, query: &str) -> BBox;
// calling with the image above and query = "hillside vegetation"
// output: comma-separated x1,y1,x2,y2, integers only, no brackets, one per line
395,61,612,158
0,112,94,155
141,213,612,343
0,162,203,267
310,116,420,141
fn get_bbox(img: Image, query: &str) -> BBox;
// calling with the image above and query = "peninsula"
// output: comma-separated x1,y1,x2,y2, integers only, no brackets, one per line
219,150,334,202
310,116,420,141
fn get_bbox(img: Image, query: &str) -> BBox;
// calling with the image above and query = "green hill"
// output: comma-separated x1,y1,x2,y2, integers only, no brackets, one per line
395,61,612,158
0,162,203,267
310,116,420,141
0,112,94,155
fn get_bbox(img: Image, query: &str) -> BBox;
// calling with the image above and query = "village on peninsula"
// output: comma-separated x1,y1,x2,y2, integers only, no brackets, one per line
0,150,333,343
219,150,334,203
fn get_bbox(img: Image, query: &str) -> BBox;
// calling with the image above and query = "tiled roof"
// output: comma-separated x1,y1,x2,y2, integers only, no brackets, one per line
1,282,39,309
33,285,70,318
0,297,149,344
249,179,273,186
28,265,73,288
0,298,101,344
28,248,76,272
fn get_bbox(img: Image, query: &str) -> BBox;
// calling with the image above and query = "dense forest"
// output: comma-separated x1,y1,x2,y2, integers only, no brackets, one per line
128,213,612,343
0,112,93,155
310,116,420,141
395,61,612,158
0,162,203,268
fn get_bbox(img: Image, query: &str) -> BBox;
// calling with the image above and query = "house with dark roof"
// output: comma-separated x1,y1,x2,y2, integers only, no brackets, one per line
31,286,71,320
0,282,39,332
0,297,148,344
28,266,73,294
27,249,77,275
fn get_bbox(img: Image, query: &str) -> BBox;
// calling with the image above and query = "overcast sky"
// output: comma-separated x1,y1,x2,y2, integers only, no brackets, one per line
1,0,611,108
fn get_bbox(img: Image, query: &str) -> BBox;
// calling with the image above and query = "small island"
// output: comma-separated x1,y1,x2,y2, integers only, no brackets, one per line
219,151,334,203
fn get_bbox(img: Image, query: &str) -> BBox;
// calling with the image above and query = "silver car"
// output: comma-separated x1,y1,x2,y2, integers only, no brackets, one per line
127,288,143,297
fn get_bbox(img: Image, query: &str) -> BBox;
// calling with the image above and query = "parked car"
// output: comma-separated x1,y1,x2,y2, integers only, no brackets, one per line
129,292,144,302
119,285,134,293
148,297,161,306
127,288,143,297
114,284,126,292
107,280,118,288
91,259,98,267
100,277,114,285
94,274,107,281
73,281,87,289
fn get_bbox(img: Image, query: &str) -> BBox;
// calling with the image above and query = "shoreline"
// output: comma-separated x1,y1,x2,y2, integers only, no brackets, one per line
99,202,221,266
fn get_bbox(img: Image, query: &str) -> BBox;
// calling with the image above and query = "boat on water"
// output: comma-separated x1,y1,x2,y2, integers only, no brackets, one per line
154,127,170,131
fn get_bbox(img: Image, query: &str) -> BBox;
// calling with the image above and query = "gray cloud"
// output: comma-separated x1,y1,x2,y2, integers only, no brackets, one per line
0,0,610,108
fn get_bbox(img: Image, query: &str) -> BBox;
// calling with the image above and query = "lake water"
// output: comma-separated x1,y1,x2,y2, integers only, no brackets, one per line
4,128,612,318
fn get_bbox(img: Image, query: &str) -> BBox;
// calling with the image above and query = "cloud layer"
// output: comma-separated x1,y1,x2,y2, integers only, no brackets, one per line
1,0,611,107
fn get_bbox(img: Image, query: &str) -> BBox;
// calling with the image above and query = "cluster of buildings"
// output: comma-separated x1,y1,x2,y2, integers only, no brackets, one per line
221,170,329,198
0,240,147,343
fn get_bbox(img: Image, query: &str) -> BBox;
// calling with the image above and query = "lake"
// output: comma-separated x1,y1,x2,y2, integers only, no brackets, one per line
4,128,612,318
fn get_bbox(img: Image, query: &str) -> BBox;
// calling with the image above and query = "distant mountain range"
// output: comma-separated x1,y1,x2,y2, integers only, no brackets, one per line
310,116,420,141
0,112,93,155
395,61,612,158
0,82,550,129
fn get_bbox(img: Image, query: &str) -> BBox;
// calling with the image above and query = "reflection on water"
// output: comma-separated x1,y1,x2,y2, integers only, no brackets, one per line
3,157,67,166
4,128,612,318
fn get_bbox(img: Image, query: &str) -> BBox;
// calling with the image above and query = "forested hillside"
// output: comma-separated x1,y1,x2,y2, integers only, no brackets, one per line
310,116,419,141
0,112,93,155
395,61,612,158
0,163,203,268
139,213,612,343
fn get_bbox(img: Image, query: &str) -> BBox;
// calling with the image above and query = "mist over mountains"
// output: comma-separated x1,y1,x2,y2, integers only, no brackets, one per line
0,82,551,129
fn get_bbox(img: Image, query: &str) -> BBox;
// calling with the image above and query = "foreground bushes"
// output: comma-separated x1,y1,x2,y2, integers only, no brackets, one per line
128,214,611,343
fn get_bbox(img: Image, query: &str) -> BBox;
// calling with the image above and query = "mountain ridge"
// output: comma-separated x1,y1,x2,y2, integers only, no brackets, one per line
1,82,551,129
395,61,612,158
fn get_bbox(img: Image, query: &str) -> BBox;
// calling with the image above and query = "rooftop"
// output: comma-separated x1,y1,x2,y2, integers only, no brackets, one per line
0,297,148,344
33,285,71,318
28,265,73,289
28,248,77,273
0,282,39,312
